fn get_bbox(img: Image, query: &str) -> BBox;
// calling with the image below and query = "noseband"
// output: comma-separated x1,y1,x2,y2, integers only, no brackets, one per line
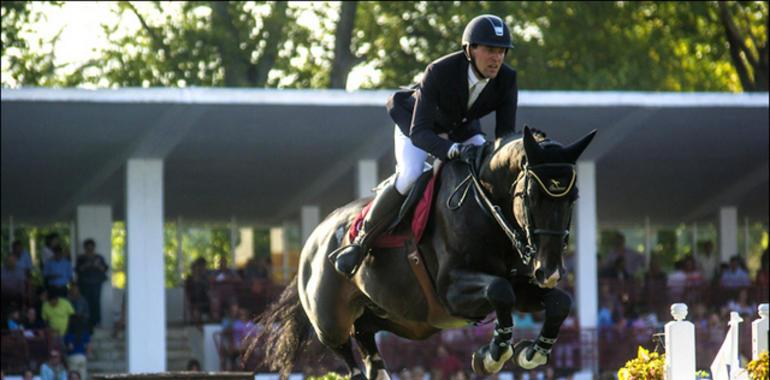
461,160,575,270
511,162,576,257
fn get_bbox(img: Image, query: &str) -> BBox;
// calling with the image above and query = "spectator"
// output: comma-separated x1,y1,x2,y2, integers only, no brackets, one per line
219,303,240,370
513,311,537,330
411,366,427,380
682,255,704,287
600,256,630,280
42,292,75,337
232,307,257,351
1,253,26,309
75,238,109,329
39,349,67,380
67,370,81,380
11,240,33,278
63,317,91,380
603,233,646,278
23,306,46,336
754,248,769,301
597,299,614,328
666,259,688,301
697,240,720,282
41,233,62,268
727,288,754,317
43,247,72,298
185,257,210,323
430,345,462,380
67,285,90,330
186,358,201,371
7,307,23,330
209,255,242,321
22,368,35,380
720,255,751,289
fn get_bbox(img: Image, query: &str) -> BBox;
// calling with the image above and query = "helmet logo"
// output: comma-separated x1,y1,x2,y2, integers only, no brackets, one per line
486,16,504,36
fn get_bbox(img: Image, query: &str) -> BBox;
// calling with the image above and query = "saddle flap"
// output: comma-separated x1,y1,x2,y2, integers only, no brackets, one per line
407,250,468,329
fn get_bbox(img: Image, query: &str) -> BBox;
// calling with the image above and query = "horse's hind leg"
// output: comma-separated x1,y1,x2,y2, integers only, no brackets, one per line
330,340,366,380
354,315,389,380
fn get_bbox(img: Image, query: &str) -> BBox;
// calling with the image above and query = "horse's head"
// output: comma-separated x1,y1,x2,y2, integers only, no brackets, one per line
492,127,595,288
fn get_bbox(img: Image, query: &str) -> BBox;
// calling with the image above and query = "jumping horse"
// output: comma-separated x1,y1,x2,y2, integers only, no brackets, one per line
248,126,596,379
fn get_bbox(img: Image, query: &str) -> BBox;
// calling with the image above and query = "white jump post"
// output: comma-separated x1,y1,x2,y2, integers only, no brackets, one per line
665,303,695,380
753,303,769,360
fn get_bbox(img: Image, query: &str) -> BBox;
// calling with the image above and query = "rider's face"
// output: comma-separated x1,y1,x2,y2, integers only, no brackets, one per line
471,45,506,79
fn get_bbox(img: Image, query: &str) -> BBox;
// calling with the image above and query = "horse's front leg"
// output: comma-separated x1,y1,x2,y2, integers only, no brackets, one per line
512,284,573,370
444,270,515,375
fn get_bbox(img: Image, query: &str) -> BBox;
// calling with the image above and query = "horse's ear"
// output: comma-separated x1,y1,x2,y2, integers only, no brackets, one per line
522,126,543,163
564,129,597,162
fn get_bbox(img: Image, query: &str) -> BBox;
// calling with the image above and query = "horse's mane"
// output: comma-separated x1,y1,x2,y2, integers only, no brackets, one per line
488,128,549,173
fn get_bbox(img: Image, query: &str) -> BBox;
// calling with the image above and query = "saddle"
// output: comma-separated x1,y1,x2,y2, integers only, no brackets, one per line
347,162,467,328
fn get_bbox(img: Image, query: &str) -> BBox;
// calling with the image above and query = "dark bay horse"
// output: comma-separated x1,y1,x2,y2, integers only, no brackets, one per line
249,127,596,379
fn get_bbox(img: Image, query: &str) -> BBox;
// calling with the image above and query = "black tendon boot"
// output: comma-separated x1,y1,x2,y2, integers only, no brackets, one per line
332,184,405,278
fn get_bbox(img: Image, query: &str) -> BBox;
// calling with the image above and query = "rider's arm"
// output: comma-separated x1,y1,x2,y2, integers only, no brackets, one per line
494,71,518,138
409,64,455,160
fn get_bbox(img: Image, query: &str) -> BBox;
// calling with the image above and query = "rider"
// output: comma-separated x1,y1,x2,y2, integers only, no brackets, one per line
333,14,519,278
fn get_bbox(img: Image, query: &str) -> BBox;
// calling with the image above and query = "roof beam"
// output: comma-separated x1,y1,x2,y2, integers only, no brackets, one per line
682,161,769,222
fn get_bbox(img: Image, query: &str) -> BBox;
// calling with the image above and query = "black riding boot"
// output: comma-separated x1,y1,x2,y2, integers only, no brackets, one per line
332,184,405,278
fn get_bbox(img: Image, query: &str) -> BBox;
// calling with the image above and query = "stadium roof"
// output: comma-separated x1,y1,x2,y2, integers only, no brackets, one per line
2,88,768,226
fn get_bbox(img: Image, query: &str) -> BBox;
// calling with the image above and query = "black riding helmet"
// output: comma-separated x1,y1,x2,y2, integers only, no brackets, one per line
462,14,513,64
462,14,513,50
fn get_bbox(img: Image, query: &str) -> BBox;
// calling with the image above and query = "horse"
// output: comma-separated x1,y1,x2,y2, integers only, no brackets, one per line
248,126,596,379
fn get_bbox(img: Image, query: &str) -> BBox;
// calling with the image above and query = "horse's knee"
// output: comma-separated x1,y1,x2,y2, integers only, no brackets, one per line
484,278,515,309
546,290,572,320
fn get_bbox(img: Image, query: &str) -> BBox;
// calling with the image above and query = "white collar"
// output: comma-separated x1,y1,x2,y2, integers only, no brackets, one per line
468,64,489,88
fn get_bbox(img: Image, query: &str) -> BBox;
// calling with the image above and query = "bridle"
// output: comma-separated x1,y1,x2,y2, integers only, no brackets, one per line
460,158,576,270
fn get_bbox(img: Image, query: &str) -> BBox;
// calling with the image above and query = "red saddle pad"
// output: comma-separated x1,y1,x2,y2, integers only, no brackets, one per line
348,168,441,248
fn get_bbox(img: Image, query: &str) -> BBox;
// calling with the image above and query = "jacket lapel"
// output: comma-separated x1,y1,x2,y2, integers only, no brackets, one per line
468,77,495,115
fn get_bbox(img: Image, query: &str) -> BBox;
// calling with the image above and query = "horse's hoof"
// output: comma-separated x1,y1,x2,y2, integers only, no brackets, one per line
471,344,512,375
513,340,548,369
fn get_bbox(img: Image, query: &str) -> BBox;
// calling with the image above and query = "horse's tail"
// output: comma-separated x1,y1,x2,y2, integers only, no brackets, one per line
244,276,310,379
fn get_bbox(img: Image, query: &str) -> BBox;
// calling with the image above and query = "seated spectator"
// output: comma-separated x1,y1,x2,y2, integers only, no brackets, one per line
22,368,35,380
7,307,23,330
603,232,646,278
219,303,241,370
720,255,751,289
232,307,257,350
754,248,769,301
597,300,614,328
42,292,75,337
185,257,210,323
2,253,27,309
726,288,754,317
43,247,72,298
430,345,462,380
40,233,61,269
209,256,242,321
40,349,67,380
67,370,81,380
63,316,91,380
187,358,201,371
11,240,33,278
682,255,704,287
23,306,47,337
513,311,537,331
667,259,688,301
67,285,90,331
600,256,630,280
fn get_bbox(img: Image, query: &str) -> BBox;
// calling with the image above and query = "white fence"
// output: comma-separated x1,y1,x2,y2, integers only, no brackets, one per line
665,303,769,380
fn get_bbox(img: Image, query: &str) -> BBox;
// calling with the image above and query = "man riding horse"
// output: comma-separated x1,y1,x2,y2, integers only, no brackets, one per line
332,14,519,278
251,14,597,380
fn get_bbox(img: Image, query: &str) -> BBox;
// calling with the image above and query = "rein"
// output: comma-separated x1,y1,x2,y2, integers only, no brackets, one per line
449,153,576,270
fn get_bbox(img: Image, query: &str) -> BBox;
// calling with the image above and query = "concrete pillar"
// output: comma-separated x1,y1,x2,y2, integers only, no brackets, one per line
575,160,598,376
719,207,738,263
76,205,114,328
356,159,378,199
301,205,320,245
126,159,166,372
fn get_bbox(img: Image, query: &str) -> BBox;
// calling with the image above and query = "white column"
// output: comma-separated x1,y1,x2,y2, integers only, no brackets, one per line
356,159,378,199
719,207,738,263
126,159,166,372
753,304,769,360
301,205,320,245
76,205,114,328
575,160,598,375
665,304,695,380
270,227,285,283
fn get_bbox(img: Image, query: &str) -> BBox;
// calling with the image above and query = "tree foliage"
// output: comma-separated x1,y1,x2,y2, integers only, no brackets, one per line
1,1,767,91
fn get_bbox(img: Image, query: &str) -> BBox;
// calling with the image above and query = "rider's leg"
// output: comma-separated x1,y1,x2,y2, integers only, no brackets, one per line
332,126,422,278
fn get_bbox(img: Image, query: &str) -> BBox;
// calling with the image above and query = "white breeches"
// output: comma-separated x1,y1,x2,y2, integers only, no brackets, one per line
393,125,486,195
